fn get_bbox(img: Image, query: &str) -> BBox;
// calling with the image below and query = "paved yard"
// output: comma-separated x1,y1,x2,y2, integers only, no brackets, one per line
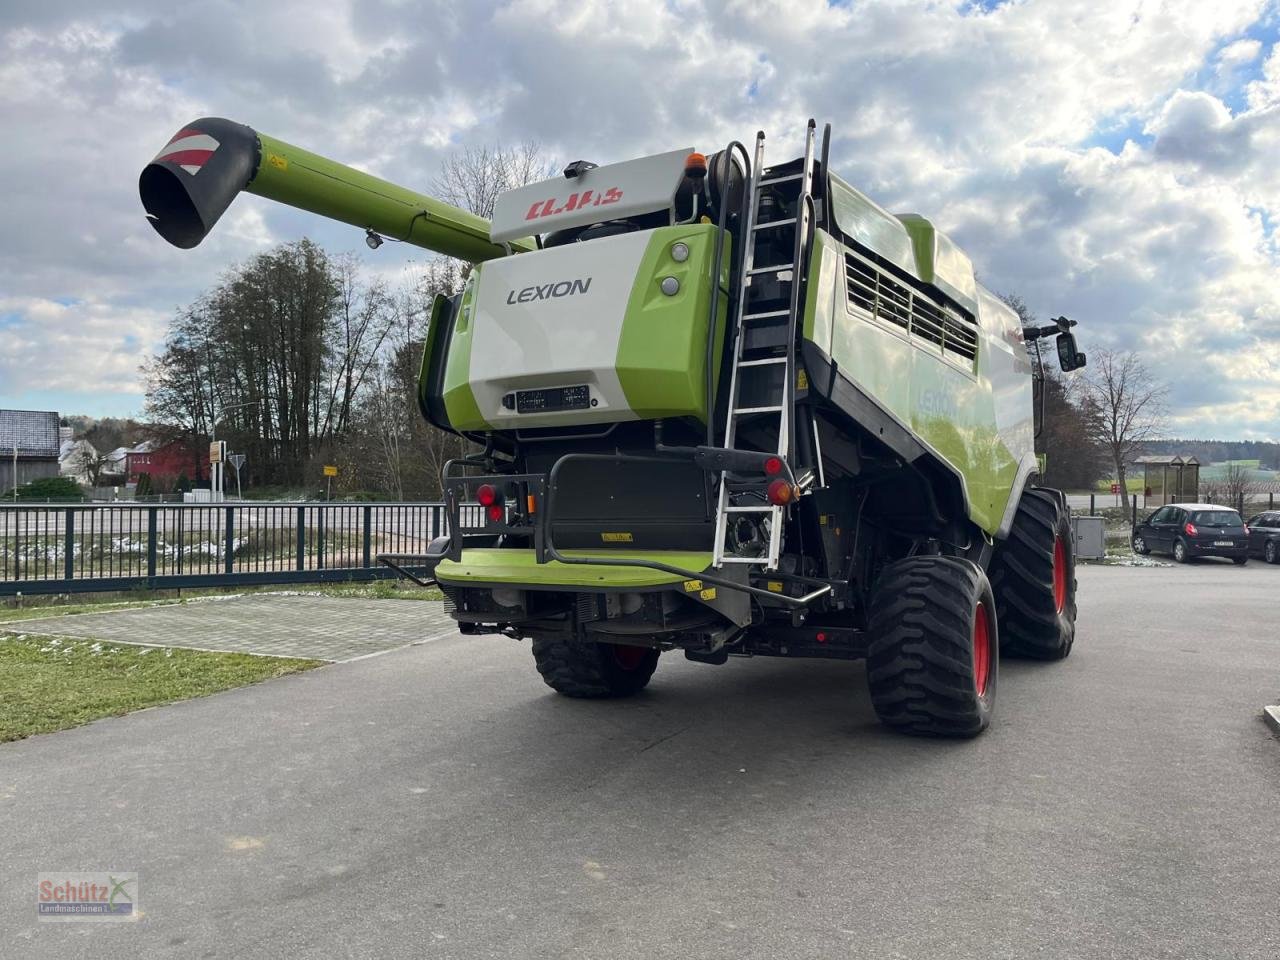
4,595,456,661
1,562,1278,959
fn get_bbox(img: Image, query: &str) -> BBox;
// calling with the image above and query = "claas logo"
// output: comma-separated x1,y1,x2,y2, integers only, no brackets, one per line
525,187,623,221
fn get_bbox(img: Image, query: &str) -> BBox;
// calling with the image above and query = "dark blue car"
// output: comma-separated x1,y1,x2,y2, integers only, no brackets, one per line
1132,503,1250,565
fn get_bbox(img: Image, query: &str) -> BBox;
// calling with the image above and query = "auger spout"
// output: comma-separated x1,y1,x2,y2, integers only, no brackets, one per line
139,117,527,261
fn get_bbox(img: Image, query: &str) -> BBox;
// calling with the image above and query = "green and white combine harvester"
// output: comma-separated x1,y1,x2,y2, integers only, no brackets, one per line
140,118,1086,736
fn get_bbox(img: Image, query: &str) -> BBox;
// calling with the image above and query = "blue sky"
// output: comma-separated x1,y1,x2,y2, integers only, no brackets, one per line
1,0,1278,439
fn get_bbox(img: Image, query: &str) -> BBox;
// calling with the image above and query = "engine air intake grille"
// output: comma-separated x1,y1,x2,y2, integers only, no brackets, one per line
844,251,978,364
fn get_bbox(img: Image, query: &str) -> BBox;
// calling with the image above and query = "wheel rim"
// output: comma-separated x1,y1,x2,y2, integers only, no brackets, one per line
1268,542,1276,563
1052,535,1068,614
973,601,991,698
1133,536,1144,553
1175,542,1185,561
612,644,648,671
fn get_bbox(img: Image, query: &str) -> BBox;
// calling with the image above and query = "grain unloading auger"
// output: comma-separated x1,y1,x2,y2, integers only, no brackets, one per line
141,117,1086,737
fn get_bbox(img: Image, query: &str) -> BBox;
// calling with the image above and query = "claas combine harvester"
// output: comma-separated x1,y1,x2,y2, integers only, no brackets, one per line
140,117,1086,736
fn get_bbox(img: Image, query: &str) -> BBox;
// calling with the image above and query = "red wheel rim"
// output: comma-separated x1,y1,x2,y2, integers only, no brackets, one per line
973,601,991,697
612,644,647,670
1052,535,1068,614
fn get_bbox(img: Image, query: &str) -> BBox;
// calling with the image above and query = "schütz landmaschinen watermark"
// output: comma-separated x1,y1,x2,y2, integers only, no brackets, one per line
37,872,138,921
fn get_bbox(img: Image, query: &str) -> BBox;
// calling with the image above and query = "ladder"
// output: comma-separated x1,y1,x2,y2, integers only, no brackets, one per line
712,121,817,570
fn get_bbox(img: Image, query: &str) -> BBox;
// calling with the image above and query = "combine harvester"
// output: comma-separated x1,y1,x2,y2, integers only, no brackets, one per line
140,118,1085,736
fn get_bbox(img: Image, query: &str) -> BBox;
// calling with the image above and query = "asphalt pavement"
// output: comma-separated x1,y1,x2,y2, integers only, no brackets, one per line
2,561,1278,959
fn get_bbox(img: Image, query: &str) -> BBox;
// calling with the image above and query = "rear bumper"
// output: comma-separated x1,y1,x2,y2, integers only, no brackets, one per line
434,548,713,590
1184,540,1248,558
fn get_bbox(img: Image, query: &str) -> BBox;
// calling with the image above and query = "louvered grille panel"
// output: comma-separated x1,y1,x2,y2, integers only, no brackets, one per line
843,251,979,365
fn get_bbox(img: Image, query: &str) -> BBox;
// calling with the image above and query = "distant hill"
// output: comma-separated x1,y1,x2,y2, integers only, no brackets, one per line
1138,439,1280,470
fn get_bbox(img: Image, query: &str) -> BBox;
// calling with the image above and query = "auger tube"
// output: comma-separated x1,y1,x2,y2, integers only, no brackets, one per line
139,117,528,261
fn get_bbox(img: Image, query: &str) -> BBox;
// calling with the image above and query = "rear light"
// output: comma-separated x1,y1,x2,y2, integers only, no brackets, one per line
476,484,497,507
1184,522,1198,536
487,503,505,523
763,456,783,476
766,479,794,506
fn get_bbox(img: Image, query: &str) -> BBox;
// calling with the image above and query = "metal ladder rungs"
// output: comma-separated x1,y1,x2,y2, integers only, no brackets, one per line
725,505,776,513
736,357,787,367
742,310,789,321
753,218,797,230
733,405,783,415
717,556,771,565
759,173,804,185
747,264,795,276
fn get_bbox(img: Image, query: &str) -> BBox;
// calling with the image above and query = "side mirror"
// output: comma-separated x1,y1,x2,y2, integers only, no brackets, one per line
1056,332,1086,372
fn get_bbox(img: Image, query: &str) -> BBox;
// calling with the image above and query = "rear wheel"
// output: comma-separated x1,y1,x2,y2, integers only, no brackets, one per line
1173,539,1189,563
989,487,1076,660
1265,540,1277,564
531,636,659,698
866,556,997,738
1132,532,1149,555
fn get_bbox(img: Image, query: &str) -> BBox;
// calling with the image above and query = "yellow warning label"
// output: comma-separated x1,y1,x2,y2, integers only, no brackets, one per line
683,579,703,592
767,581,784,593
699,587,717,601
797,369,809,391
600,532,633,543
268,153,288,171
819,514,828,525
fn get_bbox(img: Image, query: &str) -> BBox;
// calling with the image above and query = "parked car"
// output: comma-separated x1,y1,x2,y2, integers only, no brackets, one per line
1131,503,1250,564
1245,511,1280,564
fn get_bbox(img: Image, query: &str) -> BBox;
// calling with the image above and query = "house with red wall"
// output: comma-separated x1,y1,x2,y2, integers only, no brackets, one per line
126,439,207,488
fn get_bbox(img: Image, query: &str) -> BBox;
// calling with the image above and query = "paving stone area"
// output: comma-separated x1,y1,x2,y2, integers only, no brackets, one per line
3,595,459,661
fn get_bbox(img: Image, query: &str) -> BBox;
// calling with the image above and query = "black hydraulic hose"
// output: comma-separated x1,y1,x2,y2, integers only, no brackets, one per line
819,122,832,232
705,141,751,448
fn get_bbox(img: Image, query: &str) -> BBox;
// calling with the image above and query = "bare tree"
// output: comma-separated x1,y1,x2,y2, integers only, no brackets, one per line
1221,462,1256,514
433,141,552,220
1083,349,1168,514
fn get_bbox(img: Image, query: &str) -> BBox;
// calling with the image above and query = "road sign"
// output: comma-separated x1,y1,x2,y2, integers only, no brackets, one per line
228,454,246,472
209,441,226,463
1110,483,1120,495
323,465,338,477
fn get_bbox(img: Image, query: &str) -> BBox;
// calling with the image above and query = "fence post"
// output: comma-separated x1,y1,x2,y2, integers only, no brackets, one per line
64,508,75,581
296,505,306,571
147,506,158,581
1131,498,1138,528
224,506,235,575
1089,493,1095,516
363,505,372,568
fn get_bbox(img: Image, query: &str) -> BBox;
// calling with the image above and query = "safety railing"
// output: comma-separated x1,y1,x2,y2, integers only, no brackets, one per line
0,502,479,595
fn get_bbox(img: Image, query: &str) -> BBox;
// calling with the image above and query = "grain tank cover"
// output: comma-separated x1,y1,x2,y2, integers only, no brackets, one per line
490,148,693,243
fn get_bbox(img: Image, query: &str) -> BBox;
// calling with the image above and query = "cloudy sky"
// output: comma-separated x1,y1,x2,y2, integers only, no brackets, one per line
1,0,1278,439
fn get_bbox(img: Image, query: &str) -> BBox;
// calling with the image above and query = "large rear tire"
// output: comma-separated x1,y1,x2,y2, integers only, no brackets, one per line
866,556,997,738
531,637,659,698
990,487,1076,661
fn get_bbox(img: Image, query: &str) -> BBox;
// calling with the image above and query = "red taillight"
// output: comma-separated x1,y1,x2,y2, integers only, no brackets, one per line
763,456,783,476
476,484,497,507
1184,522,1198,536
487,503,505,523
766,479,794,506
